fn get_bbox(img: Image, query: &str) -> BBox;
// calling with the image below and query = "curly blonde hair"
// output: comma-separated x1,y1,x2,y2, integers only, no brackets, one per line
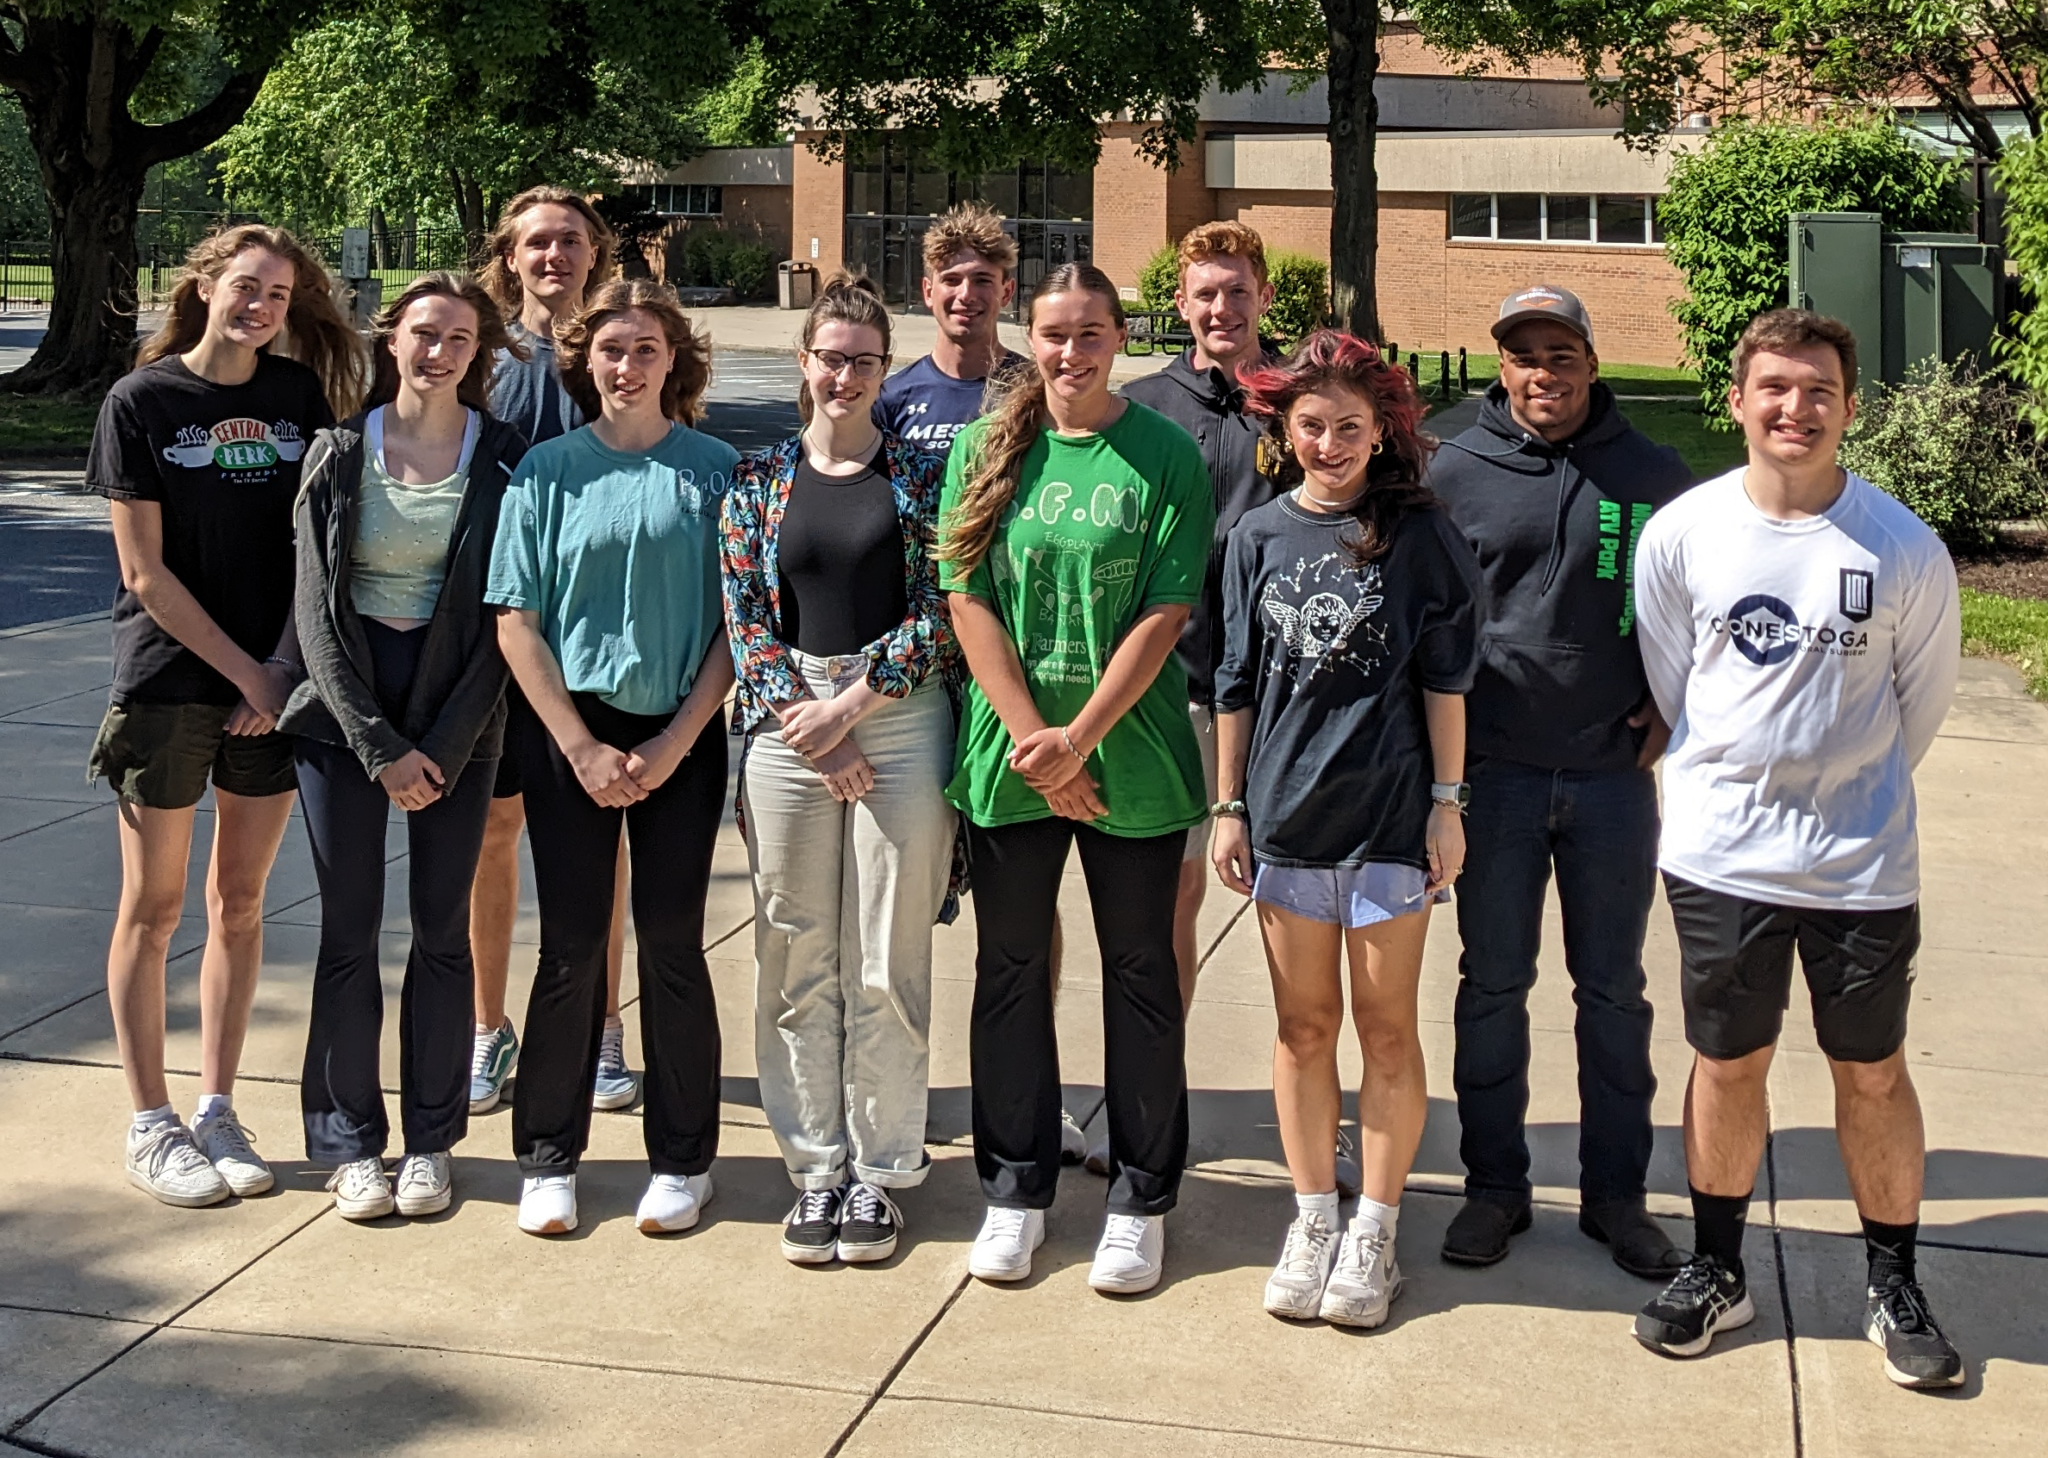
137,224,368,416
555,279,712,425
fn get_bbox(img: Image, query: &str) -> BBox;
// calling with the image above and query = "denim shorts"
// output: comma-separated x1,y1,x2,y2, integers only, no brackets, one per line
1251,859,1446,929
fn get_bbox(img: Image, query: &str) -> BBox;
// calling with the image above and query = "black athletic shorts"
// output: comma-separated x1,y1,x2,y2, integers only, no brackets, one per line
1663,872,1918,1064
492,684,530,800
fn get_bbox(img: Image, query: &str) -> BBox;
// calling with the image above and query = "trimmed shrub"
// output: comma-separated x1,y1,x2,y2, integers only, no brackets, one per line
1659,117,1967,420
1262,249,1329,346
1839,358,2046,550
1133,241,1328,346
1137,244,1178,311
679,229,774,300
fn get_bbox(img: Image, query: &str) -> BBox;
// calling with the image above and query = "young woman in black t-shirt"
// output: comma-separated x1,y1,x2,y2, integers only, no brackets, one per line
1210,331,1481,1329
87,225,366,1207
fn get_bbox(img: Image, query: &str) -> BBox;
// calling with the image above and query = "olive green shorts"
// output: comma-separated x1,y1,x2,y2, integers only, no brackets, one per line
87,701,298,809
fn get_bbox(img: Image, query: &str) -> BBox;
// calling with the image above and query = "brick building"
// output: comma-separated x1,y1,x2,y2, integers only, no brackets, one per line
626,27,1706,365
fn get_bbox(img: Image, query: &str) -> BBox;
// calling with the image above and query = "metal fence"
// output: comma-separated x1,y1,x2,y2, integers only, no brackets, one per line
0,241,53,308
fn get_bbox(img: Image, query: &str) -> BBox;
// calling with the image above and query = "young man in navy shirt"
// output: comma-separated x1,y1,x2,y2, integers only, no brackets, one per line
874,203,1025,448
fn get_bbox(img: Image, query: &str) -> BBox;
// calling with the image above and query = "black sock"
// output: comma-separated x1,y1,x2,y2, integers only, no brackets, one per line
1690,1186,1751,1276
1863,1217,1918,1287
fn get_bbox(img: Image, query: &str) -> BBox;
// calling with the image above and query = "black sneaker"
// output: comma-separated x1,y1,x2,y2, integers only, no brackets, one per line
780,1185,842,1265
1634,1255,1755,1357
1865,1276,1966,1389
836,1181,902,1264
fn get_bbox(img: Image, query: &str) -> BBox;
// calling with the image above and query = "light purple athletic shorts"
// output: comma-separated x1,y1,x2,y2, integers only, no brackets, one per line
1250,859,1448,929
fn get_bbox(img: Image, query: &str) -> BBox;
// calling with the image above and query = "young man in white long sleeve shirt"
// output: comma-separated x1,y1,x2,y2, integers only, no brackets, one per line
1629,310,1964,1389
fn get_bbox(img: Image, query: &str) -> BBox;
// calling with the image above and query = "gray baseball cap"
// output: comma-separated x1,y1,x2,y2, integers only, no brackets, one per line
1491,284,1595,348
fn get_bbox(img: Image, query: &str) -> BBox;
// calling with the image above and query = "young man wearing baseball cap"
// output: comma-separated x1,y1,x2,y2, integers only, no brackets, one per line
1630,309,1963,1387
1430,285,1693,1278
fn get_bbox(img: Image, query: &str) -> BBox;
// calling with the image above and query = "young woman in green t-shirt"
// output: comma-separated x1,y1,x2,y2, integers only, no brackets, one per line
938,263,1215,1296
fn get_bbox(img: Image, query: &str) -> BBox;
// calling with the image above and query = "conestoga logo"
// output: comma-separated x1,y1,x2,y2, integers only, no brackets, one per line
1711,592,1869,665
1840,568,1874,622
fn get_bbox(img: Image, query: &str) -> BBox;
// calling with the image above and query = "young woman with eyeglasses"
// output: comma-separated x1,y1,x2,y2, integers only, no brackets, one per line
721,274,961,1265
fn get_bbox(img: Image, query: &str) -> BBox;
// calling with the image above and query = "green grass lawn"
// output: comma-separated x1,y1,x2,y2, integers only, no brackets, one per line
0,393,99,450
1960,588,2048,699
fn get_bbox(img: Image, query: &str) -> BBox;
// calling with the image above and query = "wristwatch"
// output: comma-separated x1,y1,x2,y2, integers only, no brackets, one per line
1211,799,1248,820
1430,781,1470,812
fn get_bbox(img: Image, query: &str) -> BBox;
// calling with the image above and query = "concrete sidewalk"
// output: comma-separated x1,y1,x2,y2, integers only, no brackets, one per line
0,613,2041,1456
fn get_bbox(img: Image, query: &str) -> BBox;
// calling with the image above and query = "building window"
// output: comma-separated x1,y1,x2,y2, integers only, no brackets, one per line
627,183,723,217
1449,193,1662,246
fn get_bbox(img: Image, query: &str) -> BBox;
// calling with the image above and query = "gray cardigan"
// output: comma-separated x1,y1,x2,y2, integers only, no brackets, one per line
277,410,529,789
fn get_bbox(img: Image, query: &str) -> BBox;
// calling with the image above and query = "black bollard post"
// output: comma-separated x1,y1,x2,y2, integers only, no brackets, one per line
1439,349,1452,400
1458,346,1469,395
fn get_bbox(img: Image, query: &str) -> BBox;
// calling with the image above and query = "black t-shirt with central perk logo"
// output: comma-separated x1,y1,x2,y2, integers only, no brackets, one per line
88,354,334,705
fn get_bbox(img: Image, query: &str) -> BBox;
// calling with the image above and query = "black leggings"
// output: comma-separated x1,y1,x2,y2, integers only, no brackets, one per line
512,695,726,1177
297,620,497,1162
967,816,1188,1216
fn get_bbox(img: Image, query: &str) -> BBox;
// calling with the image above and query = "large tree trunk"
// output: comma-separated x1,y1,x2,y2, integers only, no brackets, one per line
450,172,489,263
0,14,266,396
1325,0,1382,341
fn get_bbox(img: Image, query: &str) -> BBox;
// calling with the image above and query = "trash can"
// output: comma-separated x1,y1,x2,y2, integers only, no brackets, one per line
778,261,817,310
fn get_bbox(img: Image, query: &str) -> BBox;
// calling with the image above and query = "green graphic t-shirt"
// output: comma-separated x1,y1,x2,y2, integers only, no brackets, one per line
939,400,1215,837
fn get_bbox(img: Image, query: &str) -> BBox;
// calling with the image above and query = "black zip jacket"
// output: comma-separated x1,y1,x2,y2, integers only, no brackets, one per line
1121,347,1282,704
277,411,529,790
1430,382,1693,772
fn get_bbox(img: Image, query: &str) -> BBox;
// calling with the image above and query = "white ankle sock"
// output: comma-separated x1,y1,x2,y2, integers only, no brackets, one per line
475,1022,496,1038
1355,1196,1400,1240
603,1014,624,1031
193,1093,231,1125
132,1104,176,1136
1296,1190,1340,1225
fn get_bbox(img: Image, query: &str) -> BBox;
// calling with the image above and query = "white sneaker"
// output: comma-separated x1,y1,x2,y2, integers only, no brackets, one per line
326,1157,395,1221
1060,1110,1089,1164
1083,1136,1112,1178
518,1174,577,1235
1264,1210,1341,1319
636,1172,714,1233
968,1206,1045,1283
1320,1223,1403,1328
1088,1213,1165,1295
193,1107,274,1197
394,1152,452,1217
125,1121,229,1208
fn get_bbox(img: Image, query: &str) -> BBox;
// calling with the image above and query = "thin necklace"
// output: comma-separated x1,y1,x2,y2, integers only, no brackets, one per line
805,422,879,467
1297,481,1369,512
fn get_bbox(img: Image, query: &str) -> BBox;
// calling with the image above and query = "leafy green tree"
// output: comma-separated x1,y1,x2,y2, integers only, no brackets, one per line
0,93,46,239
0,1,736,396
1659,118,1966,413
217,3,709,255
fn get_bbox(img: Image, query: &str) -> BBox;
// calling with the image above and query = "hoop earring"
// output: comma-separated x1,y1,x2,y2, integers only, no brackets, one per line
1370,437,1386,455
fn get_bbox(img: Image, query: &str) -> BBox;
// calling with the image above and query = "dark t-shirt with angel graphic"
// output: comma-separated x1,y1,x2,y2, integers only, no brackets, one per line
1213,493,1483,869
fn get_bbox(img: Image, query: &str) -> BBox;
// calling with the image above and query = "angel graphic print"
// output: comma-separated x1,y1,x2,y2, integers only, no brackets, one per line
1213,495,1483,869
938,402,1215,837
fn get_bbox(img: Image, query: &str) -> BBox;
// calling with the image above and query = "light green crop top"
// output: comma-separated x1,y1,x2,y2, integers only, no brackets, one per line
349,408,477,621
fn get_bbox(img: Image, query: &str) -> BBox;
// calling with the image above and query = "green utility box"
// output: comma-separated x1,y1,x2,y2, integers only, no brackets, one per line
1880,232,1999,385
1788,211,1882,380
1786,213,2002,386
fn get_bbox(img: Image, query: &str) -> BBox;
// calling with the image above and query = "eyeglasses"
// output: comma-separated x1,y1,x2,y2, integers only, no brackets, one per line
808,349,888,380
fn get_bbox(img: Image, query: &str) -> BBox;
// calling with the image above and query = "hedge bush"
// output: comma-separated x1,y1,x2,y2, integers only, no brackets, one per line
1659,118,1968,420
678,229,774,300
1133,242,1329,347
1838,358,2046,550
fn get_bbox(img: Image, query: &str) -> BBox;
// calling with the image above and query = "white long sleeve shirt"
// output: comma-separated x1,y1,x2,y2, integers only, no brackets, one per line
1634,468,1960,910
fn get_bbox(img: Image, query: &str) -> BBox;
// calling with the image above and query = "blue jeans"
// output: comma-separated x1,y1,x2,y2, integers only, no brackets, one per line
1452,757,1659,1207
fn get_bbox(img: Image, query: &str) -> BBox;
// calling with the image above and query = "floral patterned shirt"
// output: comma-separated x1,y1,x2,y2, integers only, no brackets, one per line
720,430,960,734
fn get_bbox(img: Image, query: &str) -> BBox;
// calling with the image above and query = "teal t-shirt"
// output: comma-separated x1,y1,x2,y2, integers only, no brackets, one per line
486,422,737,716
938,400,1215,836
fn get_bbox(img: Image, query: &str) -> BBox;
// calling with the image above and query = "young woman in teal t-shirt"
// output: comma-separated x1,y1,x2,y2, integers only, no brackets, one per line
938,263,1214,1296
486,279,737,1239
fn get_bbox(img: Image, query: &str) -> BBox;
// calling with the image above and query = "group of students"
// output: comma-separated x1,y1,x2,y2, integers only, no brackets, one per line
87,191,1966,1393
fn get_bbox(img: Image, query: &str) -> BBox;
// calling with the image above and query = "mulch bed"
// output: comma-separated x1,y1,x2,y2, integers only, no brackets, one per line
1956,528,2048,601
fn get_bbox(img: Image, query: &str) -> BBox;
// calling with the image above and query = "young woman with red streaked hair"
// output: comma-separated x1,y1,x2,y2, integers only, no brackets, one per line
1209,330,1483,1330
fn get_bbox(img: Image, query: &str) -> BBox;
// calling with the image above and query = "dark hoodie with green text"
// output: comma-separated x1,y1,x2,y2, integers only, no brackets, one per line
1430,381,1693,772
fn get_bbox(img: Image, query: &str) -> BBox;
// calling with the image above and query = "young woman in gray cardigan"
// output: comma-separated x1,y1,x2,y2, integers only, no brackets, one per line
278,272,529,1221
